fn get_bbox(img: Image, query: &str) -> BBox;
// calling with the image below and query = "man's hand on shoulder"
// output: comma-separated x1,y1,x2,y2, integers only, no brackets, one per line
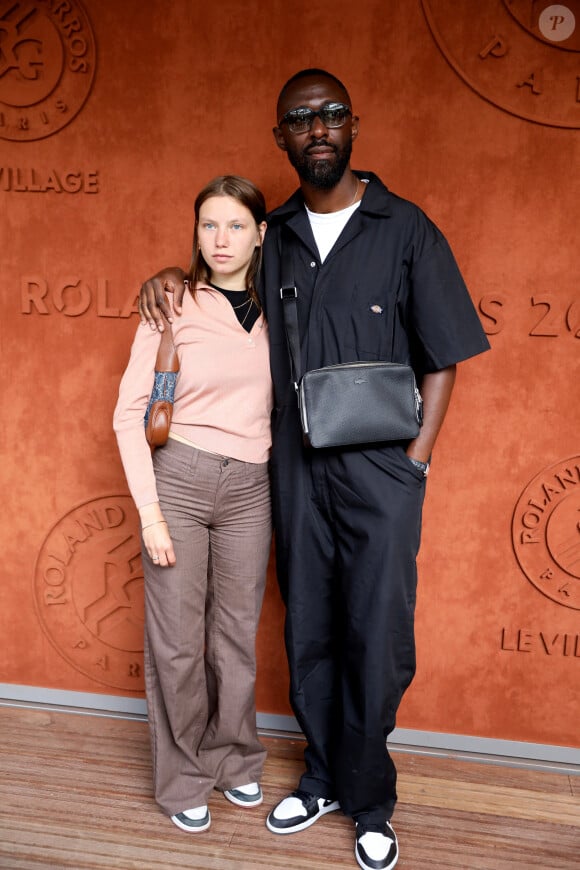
138,266,187,331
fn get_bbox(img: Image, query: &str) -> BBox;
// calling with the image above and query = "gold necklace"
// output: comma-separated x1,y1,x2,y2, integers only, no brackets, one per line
211,282,251,309
210,282,255,327
231,295,252,310
239,298,255,328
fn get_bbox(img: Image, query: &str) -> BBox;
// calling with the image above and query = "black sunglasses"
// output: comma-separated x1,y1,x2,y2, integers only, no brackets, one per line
278,102,352,134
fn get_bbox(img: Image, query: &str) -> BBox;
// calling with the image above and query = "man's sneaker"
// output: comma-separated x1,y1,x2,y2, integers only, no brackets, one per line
266,789,340,834
355,821,399,870
224,782,263,807
170,805,211,833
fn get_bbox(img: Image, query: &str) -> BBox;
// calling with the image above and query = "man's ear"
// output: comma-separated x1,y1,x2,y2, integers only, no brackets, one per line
351,115,360,143
273,126,288,152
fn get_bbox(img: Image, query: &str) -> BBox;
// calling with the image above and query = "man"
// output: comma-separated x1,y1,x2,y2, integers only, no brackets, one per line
139,69,490,870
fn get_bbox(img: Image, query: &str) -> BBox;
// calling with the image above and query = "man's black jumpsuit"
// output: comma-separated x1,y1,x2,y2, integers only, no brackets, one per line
261,172,490,825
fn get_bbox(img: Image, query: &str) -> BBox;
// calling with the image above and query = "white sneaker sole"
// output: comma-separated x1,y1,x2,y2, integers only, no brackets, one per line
224,789,263,808
355,847,398,870
266,799,340,834
355,825,399,870
171,810,211,833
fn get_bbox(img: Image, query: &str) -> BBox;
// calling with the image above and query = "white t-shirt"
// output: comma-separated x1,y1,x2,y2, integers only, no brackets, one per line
305,180,368,262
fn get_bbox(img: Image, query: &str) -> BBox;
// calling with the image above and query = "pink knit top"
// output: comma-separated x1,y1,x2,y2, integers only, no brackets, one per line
113,285,273,508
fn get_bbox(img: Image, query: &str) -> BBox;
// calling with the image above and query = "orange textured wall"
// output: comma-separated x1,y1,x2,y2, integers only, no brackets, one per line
1,0,578,748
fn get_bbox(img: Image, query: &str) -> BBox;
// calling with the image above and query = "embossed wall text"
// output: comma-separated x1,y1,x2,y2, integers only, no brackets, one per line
34,496,145,691
500,627,580,656
21,276,138,317
479,294,580,337
0,0,96,141
512,457,580,609
422,0,580,128
1,167,99,192
18,278,578,329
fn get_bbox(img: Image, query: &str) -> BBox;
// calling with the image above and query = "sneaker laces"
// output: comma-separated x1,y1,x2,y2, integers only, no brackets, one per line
292,789,319,810
357,821,394,838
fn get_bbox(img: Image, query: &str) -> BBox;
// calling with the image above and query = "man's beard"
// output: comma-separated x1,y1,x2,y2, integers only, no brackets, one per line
287,138,352,189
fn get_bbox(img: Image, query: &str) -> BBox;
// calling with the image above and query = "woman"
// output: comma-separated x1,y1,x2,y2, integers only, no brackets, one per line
113,176,272,833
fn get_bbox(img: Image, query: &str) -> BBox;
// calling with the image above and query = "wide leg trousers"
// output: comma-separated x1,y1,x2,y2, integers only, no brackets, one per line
143,439,271,816
271,442,426,825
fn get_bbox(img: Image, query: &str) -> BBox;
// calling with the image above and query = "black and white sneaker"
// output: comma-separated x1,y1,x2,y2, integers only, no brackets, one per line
266,789,340,834
355,821,399,870
170,805,211,833
224,782,263,807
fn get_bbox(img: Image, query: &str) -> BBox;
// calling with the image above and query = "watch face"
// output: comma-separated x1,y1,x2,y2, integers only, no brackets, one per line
421,0,580,129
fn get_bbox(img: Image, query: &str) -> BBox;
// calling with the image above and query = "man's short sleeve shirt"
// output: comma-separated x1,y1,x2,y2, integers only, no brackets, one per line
262,171,490,405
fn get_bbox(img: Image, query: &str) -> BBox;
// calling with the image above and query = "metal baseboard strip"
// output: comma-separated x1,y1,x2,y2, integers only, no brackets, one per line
0,684,147,720
1,684,578,774
256,713,580,775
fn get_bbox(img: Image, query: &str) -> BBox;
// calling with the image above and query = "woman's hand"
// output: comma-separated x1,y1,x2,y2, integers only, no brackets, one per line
142,520,176,567
139,503,176,567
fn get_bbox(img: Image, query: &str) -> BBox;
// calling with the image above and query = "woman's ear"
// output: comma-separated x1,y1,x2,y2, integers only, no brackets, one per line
257,221,267,245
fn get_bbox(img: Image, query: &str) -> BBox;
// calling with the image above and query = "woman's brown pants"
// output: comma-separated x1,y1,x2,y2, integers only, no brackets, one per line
143,438,271,816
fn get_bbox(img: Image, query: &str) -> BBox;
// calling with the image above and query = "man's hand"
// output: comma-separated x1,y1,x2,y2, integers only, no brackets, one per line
406,365,456,464
138,266,187,331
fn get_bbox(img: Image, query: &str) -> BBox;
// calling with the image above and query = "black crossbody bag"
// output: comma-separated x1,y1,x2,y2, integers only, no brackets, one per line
279,234,423,449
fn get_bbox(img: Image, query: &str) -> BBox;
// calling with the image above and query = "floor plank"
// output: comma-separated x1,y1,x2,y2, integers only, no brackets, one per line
0,707,578,869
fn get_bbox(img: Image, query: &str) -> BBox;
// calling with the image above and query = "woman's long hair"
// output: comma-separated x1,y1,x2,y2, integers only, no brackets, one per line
187,175,266,309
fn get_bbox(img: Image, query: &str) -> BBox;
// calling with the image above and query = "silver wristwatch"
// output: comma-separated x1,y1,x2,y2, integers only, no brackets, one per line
409,457,430,477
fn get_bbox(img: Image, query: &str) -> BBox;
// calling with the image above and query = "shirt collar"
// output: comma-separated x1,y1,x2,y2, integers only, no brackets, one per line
267,171,393,223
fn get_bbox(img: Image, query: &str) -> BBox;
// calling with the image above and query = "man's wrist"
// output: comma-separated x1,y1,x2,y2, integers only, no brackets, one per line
408,457,430,476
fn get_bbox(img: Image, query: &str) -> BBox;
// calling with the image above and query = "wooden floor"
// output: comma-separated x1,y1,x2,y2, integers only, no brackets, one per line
0,706,578,870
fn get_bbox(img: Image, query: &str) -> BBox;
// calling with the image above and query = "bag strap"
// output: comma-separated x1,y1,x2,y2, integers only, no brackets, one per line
155,316,179,373
279,228,302,387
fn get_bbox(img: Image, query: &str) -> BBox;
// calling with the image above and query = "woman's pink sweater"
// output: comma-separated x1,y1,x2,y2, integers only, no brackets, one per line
113,286,273,508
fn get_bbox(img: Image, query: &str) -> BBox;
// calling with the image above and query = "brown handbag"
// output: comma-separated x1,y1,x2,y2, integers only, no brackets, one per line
144,319,179,449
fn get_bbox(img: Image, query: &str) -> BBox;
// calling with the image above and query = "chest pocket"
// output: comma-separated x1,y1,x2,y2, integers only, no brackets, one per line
342,283,395,361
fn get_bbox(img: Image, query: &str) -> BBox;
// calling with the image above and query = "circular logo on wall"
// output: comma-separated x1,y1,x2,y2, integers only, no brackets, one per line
512,457,580,610
0,0,96,141
34,496,145,691
421,0,580,128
